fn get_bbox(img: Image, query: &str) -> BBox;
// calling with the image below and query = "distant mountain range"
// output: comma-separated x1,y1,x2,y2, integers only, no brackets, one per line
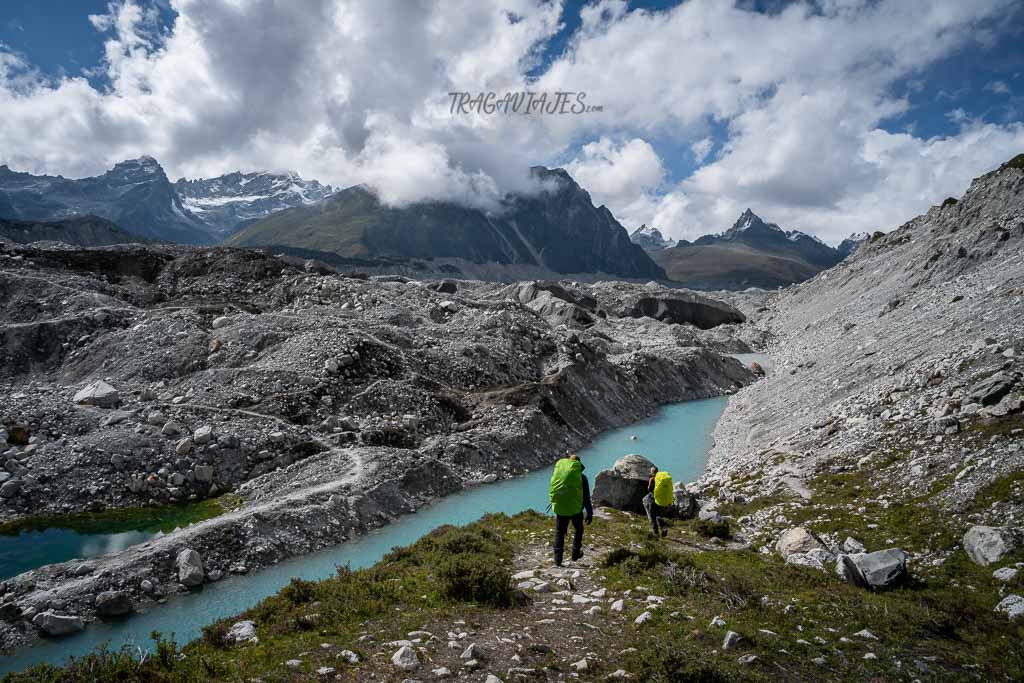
226,166,666,280
1,156,870,287
0,157,333,245
645,209,864,289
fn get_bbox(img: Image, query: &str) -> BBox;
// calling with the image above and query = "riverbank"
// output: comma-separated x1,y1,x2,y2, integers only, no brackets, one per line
10,504,1023,682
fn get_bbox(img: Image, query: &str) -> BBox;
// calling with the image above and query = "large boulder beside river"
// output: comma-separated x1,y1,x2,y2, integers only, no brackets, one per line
593,454,699,517
593,454,655,513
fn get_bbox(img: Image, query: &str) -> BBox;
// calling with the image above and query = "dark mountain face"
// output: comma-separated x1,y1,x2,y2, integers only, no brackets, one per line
0,157,211,244
226,166,666,280
652,209,845,290
173,171,334,238
0,215,147,247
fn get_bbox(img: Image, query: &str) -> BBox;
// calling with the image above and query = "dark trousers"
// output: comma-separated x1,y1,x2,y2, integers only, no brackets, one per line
553,512,584,565
643,493,662,534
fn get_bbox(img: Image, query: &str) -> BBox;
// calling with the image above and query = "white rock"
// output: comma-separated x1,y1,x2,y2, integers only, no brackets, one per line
392,645,419,671
995,594,1024,620
634,611,653,625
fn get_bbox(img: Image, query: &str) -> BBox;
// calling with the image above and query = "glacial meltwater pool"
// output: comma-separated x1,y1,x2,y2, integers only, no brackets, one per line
0,396,727,674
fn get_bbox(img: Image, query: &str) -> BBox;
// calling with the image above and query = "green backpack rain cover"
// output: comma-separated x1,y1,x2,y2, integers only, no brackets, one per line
549,458,584,516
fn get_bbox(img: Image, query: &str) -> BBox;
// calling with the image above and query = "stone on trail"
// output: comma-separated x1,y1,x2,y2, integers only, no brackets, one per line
176,548,206,587
592,454,657,512
722,631,742,650
634,611,653,625
460,642,480,659
995,594,1024,620
484,675,504,683
610,599,624,612
337,649,359,663
32,611,85,636
963,526,1017,566
94,590,133,617
392,644,419,670
837,548,908,589
73,380,120,408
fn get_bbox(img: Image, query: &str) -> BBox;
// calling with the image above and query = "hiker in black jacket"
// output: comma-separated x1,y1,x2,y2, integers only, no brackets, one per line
551,454,594,566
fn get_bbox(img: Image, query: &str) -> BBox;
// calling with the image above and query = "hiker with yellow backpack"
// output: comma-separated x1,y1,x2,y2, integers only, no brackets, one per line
644,466,674,537
548,454,594,566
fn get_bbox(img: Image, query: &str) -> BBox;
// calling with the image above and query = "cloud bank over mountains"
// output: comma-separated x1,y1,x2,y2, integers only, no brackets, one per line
1,0,1022,243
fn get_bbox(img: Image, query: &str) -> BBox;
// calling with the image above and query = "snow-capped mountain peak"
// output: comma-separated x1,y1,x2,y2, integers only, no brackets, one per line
173,170,334,237
629,223,676,251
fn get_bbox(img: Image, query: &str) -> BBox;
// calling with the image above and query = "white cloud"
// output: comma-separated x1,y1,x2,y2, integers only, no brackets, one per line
0,0,1021,242
691,138,713,164
984,80,1011,94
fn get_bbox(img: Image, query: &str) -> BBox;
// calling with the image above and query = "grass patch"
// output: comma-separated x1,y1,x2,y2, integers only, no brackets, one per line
0,494,243,537
7,507,1023,681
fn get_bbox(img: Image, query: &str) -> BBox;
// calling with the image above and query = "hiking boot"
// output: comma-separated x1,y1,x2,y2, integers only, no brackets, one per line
661,529,668,538
571,548,583,561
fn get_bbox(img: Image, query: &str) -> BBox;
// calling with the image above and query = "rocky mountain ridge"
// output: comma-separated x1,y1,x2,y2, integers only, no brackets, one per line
650,209,846,290
0,157,210,245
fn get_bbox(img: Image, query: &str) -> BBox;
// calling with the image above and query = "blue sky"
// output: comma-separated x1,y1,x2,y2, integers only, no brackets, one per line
1,1,1023,242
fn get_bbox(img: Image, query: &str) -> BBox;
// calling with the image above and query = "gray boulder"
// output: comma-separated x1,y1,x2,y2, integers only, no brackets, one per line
176,548,205,587
95,590,133,617
963,526,1017,566
669,485,698,519
227,619,258,642
837,548,908,589
0,480,22,498
969,372,1016,406
73,380,120,408
32,611,85,636
592,454,656,512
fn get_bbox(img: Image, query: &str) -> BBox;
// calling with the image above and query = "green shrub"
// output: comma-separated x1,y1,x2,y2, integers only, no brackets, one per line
694,518,731,539
941,196,958,208
602,545,673,572
438,553,514,607
281,577,317,605
200,619,232,649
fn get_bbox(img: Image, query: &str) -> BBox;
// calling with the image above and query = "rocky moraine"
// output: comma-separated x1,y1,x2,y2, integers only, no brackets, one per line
0,241,752,652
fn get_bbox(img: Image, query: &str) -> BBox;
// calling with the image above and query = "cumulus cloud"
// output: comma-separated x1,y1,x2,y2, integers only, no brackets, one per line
0,0,1022,241
984,80,1011,95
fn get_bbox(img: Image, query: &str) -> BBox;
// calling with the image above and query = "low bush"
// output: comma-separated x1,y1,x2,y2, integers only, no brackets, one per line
694,518,731,539
280,577,318,605
438,553,515,607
